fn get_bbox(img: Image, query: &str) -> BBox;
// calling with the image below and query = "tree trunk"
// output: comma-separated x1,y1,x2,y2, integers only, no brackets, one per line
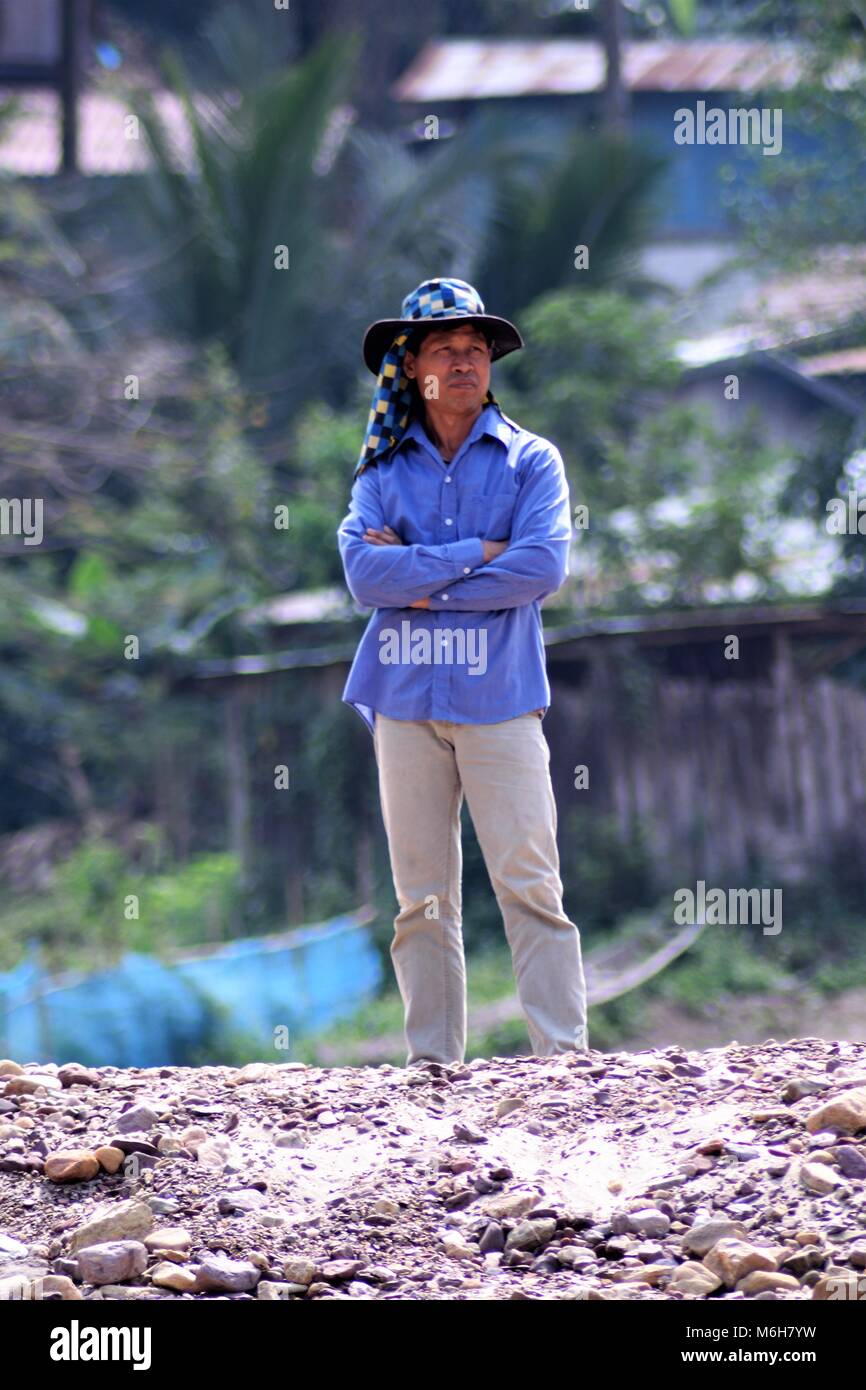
600,0,630,133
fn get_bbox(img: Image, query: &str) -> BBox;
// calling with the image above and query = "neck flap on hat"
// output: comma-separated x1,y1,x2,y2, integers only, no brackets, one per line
354,329,501,478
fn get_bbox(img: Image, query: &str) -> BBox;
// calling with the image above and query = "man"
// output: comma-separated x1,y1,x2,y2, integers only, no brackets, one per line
337,277,588,1066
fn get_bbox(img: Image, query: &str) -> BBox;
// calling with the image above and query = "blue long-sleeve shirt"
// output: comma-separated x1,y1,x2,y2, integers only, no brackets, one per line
336,403,572,735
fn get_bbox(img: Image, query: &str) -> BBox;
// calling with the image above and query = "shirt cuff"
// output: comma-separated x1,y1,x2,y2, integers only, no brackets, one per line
422,538,484,605
452,537,484,575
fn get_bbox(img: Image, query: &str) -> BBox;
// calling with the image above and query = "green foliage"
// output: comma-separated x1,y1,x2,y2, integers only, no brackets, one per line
559,810,657,934
503,285,819,608
478,130,670,319
658,928,792,1014
0,839,243,972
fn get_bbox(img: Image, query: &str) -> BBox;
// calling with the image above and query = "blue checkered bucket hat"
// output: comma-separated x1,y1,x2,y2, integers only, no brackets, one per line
355,277,523,477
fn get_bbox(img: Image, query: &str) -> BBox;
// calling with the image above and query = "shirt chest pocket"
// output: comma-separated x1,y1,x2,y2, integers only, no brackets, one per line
457,490,516,541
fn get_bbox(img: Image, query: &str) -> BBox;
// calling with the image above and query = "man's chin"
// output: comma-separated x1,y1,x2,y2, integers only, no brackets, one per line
444,386,484,409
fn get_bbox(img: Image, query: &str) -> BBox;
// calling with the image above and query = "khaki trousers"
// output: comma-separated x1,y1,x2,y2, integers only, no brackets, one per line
372,710,589,1066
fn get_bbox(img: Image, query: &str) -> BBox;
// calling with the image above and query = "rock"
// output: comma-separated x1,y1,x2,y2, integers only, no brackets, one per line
4,1072,62,1095
835,1146,866,1180
703,1239,779,1289
799,1160,849,1195
782,1077,829,1104
369,1198,400,1219
93,1146,125,1174
849,1243,866,1270
479,1190,540,1220
668,1261,723,1296
258,1209,291,1227
635,1242,665,1262
150,1262,198,1292
39,1275,84,1300
195,1255,261,1292
765,1158,790,1178
681,1219,748,1258
505,1218,557,1252
320,1259,365,1281
217,1188,267,1215
57,1065,101,1088
227,1063,272,1086
737,1270,800,1294
780,1246,825,1277
0,1060,25,1077
69,1199,154,1252
106,1135,159,1156
794,1230,821,1245
283,1257,318,1285
805,1087,866,1136
180,1126,208,1151
453,1122,486,1143
115,1104,160,1133
44,1150,100,1183
494,1097,525,1119
479,1223,505,1254
441,1234,477,1262
725,1142,763,1161
146,1197,179,1217
76,1240,149,1286
257,1280,293,1300
196,1139,231,1170
625,1208,670,1238
143,1228,191,1254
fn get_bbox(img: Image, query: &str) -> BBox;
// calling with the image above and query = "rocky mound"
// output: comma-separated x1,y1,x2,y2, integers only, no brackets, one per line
1,1038,865,1301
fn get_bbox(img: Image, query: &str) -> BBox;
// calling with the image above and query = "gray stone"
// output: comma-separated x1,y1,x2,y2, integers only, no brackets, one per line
681,1219,749,1257
505,1218,557,1252
625,1208,671,1238
76,1240,149,1286
195,1255,261,1292
115,1104,160,1133
217,1188,267,1216
835,1147,866,1180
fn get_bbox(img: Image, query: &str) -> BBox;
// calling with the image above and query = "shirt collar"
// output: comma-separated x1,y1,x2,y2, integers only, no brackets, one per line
396,403,516,458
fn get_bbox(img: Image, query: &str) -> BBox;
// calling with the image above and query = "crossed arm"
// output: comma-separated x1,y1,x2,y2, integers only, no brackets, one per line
337,445,572,612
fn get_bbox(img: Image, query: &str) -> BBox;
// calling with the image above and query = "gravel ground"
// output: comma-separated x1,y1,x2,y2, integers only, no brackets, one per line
1,1038,866,1301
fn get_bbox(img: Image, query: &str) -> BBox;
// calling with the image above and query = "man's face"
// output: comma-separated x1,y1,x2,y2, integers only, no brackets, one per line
403,324,492,412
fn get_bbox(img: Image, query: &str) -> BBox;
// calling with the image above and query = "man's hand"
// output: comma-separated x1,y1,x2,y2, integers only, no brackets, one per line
482,538,508,564
363,524,403,546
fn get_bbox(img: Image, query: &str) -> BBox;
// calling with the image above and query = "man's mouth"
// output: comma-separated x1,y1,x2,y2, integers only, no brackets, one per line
449,379,476,388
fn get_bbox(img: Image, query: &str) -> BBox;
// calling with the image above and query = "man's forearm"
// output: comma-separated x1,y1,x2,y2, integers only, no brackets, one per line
423,540,568,611
340,534,485,608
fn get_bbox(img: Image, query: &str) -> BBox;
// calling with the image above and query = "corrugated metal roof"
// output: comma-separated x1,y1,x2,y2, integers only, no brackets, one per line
392,38,809,102
798,347,866,377
676,249,866,364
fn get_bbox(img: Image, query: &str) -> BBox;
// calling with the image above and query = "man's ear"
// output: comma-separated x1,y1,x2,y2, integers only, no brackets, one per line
403,350,417,380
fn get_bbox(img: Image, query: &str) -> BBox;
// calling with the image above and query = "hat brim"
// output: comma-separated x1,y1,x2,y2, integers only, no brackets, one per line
362,312,523,376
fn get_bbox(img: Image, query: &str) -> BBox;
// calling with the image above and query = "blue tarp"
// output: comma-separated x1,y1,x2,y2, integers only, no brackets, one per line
0,911,382,1068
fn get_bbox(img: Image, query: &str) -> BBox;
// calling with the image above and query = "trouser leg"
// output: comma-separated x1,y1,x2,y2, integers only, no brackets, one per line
373,713,466,1065
453,713,588,1056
